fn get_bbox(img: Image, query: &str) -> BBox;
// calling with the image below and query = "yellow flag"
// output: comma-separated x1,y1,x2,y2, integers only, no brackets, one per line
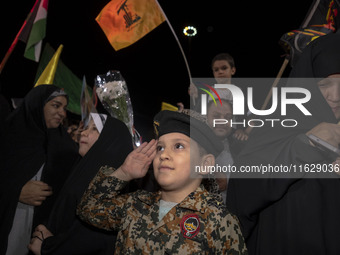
96,0,166,51
161,102,178,111
34,44,63,87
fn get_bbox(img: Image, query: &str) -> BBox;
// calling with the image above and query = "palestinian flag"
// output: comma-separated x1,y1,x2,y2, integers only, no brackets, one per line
24,0,48,62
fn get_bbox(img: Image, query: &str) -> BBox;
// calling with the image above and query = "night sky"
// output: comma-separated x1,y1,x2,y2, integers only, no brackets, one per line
0,0,313,140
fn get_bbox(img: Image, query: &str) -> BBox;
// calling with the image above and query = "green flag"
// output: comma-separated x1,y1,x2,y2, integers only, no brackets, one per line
35,43,91,115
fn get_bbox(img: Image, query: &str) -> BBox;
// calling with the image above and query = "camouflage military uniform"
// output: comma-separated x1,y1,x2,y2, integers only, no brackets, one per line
77,166,248,254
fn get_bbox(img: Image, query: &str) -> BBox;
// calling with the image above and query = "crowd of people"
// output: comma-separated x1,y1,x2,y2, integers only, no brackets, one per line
0,32,339,254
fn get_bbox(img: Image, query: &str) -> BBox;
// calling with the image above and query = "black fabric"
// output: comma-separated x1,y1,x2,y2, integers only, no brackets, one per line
41,116,133,255
228,129,247,159
153,109,223,156
226,33,340,255
0,85,79,254
0,93,11,134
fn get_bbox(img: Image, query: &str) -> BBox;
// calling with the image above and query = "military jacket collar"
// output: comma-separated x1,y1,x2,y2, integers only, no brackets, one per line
137,185,209,215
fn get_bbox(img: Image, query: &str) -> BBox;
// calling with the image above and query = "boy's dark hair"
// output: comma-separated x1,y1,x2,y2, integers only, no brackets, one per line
211,53,235,69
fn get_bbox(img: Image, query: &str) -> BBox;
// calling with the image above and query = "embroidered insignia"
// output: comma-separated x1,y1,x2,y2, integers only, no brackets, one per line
180,214,200,239
153,120,160,137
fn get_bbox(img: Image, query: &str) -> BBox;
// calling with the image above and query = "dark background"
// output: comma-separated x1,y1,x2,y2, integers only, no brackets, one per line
0,0,312,140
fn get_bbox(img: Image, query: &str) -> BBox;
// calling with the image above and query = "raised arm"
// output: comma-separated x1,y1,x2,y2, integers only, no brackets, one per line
77,140,157,231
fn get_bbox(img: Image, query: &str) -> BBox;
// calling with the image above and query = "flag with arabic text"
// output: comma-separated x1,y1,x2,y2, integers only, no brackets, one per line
96,0,166,51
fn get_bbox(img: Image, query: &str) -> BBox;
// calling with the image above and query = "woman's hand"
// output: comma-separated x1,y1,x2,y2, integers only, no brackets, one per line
28,224,53,255
306,122,340,148
19,181,53,206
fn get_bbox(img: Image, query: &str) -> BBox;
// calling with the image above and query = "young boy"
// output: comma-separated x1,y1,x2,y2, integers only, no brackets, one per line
189,53,236,101
77,109,247,254
211,52,236,85
211,53,249,141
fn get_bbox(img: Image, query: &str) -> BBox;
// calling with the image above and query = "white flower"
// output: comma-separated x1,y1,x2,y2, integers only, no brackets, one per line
96,81,127,100
95,71,134,136
105,81,127,99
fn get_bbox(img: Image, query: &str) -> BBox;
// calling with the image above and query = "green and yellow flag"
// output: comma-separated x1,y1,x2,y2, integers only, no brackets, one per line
35,43,91,115
35,44,63,87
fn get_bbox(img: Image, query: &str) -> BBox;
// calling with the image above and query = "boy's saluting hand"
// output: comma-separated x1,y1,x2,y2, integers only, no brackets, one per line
112,139,157,181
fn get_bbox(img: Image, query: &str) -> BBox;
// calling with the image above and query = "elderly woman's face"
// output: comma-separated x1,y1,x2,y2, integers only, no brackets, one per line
78,119,100,157
318,74,340,120
43,96,67,128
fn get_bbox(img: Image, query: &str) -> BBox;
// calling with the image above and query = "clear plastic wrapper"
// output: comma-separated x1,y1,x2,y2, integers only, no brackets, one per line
95,70,141,145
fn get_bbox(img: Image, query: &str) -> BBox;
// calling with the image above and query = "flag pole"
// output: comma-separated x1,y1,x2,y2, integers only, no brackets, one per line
245,56,290,135
0,0,39,74
155,1,192,80
0,14,32,74
155,0,195,105
261,56,290,110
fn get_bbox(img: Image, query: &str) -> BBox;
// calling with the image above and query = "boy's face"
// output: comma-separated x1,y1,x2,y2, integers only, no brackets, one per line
153,132,202,192
212,60,236,84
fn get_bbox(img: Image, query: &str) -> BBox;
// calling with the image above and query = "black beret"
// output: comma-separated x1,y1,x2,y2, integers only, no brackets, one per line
153,109,223,157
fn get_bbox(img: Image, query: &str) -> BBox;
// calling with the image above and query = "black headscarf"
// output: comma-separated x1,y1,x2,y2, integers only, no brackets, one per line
41,115,133,254
0,85,79,254
227,33,340,255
